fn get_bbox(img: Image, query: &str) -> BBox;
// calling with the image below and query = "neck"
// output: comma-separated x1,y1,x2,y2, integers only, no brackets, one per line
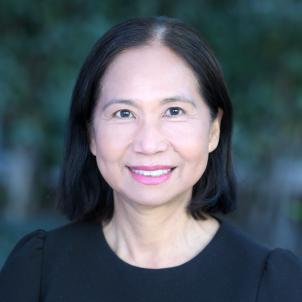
102,193,219,268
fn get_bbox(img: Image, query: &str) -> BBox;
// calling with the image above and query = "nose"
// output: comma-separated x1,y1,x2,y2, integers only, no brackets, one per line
132,119,169,155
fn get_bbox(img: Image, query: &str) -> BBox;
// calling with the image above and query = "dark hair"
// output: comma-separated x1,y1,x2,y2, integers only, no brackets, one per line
57,16,236,222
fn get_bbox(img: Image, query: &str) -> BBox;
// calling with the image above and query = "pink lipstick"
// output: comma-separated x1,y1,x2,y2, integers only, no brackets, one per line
127,165,175,185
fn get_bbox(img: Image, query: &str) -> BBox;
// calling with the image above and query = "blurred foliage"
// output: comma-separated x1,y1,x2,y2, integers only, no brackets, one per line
0,0,301,214
289,200,302,221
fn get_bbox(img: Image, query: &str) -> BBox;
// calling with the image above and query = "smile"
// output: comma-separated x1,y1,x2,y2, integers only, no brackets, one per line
130,168,172,177
127,166,175,185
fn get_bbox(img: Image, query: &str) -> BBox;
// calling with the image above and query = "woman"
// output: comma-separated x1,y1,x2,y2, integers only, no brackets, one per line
0,16,301,302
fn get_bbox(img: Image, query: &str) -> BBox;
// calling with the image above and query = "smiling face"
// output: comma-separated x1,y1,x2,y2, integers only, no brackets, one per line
90,43,222,209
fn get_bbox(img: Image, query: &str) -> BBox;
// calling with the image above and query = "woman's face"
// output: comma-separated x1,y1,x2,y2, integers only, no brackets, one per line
90,44,221,209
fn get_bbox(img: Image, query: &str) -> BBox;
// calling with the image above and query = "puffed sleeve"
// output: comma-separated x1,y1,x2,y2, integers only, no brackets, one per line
0,230,46,302
257,248,302,302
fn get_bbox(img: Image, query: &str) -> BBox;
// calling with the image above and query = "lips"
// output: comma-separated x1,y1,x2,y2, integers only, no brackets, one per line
127,165,176,185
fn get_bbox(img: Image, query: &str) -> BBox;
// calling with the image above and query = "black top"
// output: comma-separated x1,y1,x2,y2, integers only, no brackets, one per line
0,218,302,302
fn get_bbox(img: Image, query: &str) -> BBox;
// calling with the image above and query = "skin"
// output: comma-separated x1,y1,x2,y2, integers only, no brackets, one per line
90,42,222,268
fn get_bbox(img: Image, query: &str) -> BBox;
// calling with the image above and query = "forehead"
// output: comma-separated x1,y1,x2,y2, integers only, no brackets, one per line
99,44,201,103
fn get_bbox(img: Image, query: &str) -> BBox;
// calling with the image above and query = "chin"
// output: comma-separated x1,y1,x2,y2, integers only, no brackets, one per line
118,189,191,209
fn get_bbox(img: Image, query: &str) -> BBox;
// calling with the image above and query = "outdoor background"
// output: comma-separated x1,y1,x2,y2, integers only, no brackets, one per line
0,0,302,268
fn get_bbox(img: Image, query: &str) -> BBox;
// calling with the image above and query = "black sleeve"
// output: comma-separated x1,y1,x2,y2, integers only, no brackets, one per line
256,248,302,302
0,230,46,302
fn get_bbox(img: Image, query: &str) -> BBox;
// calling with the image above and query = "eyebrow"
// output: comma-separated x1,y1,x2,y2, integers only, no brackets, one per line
101,96,197,111
161,96,197,108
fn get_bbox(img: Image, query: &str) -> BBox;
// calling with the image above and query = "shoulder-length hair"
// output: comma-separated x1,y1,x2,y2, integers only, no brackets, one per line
57,16,236,222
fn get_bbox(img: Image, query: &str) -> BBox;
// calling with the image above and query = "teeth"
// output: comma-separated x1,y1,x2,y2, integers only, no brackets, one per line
131,169,171,177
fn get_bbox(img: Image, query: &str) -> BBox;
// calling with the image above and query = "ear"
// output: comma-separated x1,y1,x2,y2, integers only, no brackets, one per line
88,123,97,156
208,108,223,153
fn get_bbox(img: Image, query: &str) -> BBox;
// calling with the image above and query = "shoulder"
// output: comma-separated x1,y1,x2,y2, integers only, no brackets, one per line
0,221,96,300
0,222,91,280
217,218,302,301
256,248,302,301
217,218,269,261
0,229,46,301
41,221,99,263
1,229,46,274
264,248,302,276
219,218,302,269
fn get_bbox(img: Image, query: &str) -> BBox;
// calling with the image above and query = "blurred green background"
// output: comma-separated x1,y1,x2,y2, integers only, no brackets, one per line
1,0,302,267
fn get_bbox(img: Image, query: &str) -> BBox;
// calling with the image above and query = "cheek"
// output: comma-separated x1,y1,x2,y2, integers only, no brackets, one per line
93,122,136,161
163,122,211,160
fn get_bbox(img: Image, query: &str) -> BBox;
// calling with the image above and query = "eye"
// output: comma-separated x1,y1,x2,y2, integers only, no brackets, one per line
164,107,185,117
113,109,135,119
